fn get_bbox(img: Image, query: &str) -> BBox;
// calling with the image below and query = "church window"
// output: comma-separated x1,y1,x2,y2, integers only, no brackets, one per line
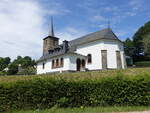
42,63,45,69
56,59,59,67
87,54,92,63
45,40,47,45
52,60,55,68
60,58,64,67
81,59,85,68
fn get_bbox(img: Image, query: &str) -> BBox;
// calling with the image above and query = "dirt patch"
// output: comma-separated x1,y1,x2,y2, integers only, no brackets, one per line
111,111,150,113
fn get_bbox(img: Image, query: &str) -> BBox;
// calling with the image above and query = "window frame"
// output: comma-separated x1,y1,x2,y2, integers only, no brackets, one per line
60,58,64,67
56,59,59,67
52,59,55,68
87,54,92,64
52,57,64,69
42,62,45,69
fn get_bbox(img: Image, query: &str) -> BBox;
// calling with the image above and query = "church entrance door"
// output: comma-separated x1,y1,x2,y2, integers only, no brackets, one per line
76,58,81,71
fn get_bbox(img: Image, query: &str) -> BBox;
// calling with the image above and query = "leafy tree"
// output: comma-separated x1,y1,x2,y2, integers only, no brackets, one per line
143,34,150,55
0,57,11,71
124,38,134,47
7,56,36,75
7,63,18,75
124,38,134,56
133,21,150,55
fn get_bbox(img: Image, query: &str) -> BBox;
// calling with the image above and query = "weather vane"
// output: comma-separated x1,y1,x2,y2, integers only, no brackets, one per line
107,19,110,28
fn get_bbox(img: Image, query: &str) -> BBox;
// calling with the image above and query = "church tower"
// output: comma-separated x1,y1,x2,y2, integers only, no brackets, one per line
43,17,59,56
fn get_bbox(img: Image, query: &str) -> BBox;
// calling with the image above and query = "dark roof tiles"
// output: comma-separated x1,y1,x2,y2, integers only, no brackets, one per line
69,28,122,46
37,28,122,62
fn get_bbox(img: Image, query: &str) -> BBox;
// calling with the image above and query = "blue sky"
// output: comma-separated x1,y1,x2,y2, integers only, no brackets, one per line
40,0,150,39
0,0,149,59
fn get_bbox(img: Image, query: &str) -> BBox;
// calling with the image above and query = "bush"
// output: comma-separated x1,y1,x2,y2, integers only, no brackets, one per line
135,61,150,67
17,67,36,75
0,74,150,112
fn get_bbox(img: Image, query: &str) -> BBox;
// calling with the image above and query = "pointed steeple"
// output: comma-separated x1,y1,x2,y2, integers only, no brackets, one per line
49,16,55,37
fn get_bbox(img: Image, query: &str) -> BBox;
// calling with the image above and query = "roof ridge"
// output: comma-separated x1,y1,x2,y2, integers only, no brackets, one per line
69,28,110,43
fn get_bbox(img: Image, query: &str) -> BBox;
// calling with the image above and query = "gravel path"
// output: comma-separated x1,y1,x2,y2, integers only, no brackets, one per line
111,111,150,113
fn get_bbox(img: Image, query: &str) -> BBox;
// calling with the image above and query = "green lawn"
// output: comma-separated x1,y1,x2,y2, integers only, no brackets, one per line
5,106,150,113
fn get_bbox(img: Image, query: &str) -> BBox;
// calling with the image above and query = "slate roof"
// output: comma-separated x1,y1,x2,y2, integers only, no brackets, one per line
37,28,122,62
43,35,59,40
69,28,122,47
37,52,86,62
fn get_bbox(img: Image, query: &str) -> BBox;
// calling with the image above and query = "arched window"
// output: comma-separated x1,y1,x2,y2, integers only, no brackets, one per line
87,54,92,63
56,59,59,67
45,40,47,45
52,60,55,68
81,59,85,69
76,58,81,71
60,58,64,67
42,63,45,69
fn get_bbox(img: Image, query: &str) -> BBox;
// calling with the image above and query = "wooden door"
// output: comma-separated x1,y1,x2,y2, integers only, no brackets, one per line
101,50,107,69
116,51,122,69
76,59,81,71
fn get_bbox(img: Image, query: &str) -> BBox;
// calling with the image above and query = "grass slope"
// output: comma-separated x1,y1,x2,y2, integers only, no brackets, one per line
0,67,150,83
1,67,150,113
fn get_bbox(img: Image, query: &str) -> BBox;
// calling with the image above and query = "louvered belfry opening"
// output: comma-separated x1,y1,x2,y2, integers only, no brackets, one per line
101,50,107,69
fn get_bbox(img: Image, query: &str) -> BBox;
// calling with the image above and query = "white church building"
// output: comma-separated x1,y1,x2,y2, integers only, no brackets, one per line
37,20,126,74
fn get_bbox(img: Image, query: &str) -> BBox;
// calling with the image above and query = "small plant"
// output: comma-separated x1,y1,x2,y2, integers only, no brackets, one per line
48,105,58,113
80,106,84,109
57,97,69,107
135,61,150,67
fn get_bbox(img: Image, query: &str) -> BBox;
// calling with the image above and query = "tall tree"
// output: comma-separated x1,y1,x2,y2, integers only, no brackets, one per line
7,56,36,75
143,34,150,55
0,57,11,71
133,21,150,55
124,38,134,56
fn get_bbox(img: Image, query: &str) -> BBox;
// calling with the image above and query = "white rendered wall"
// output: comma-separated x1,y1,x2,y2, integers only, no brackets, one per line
37,55,70,74
68,55,85,71
37,54,86,74
37,39,126,74
76,39,125,70
76,41,103,70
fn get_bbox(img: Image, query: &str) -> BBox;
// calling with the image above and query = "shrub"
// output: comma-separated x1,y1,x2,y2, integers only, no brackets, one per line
0,71,5,76
17,67,36,75
0,74,150,112
135,61,150,67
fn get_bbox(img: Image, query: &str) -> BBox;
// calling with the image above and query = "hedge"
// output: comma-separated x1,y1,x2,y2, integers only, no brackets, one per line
135,61,150,67
0,74,150,112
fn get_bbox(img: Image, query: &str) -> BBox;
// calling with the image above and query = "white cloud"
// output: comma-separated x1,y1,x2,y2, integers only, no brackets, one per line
115,30,127,39
0,0,72,60
0,0,46,60
126,12,137,16
56,27,88,43
104,6,119,13
98,24,106,29
129,0,144,10
92,15,107,22
42,2,71,15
